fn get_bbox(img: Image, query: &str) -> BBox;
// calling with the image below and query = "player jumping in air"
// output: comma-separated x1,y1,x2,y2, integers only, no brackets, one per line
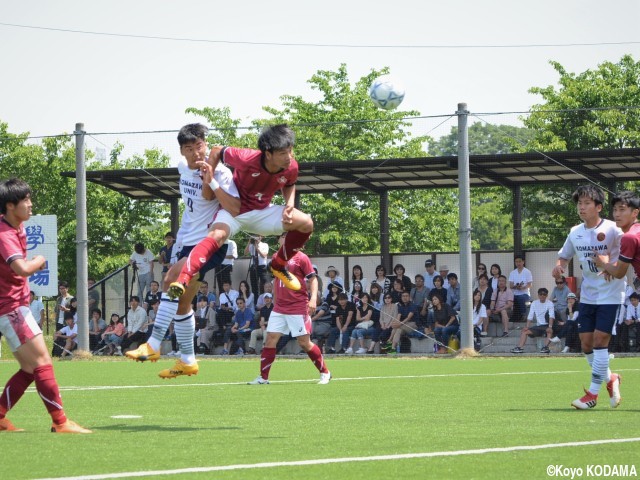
552,185,623,409
248,233,330,385
125,124,240,378
0,178,91,433
167,124,314,300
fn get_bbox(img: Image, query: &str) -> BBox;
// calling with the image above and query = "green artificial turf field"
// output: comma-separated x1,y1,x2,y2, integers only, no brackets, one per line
0,354,638,480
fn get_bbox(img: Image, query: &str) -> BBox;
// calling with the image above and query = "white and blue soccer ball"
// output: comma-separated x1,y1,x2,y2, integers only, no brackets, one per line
369,75,405,110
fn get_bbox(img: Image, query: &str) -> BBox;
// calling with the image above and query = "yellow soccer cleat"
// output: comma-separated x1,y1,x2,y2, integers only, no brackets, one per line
125,343,161,363
51,420,92,434
269,262,301,291
0,417,24,432
167,282,186,300
159,359,199,379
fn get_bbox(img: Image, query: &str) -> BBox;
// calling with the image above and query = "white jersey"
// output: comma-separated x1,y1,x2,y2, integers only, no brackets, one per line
558,218,625,305
175,159,238,248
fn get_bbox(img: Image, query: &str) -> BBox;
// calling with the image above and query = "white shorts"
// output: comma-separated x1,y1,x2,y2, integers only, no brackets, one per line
266,312,311,337
0,306,42,352
214,205,286,238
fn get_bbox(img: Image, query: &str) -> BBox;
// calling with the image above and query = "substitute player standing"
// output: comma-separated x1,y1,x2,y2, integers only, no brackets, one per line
168,124,314,299
552,185,623,409
0,178,91,433
126,124,240,378
248,233,330,385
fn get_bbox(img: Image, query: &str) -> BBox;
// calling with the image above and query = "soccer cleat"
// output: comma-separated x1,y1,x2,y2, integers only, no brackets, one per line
158,359,199,379
125,343,160,362
606,373,622,408
248,376,269,385
571,389,598,410
510,346,524,353
51,420,92,434
269,261,301,291
167,282,187,300
0,417,24,432
318,372,332,385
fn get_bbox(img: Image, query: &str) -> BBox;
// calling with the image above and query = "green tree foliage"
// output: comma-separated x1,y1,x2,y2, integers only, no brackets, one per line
518,55,640,248
427,122,531,250
190,65,458,255
0,122,170,289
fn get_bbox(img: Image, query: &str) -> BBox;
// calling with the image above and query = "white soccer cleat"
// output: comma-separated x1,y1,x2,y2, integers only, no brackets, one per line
318,372,331,385
606,373,622,408
248,376,269,385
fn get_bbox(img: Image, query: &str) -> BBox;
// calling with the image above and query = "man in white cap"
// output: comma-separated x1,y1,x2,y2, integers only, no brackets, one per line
423,259,437,290
439,265,451,290
323,266,344,299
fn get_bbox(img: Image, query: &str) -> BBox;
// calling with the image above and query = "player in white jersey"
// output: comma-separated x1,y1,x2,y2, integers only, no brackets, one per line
552,185,623,409
126,124,240,378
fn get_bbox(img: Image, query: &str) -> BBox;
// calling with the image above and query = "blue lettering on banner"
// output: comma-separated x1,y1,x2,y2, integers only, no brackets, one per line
25,225,45,250
30,261,50,286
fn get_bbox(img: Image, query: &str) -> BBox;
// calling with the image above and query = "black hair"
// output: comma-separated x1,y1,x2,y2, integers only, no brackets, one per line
258,124,295,153
629,292,640,300
478,273,489,281
611,191,640,210
447,272,458,280
0,178,31,214
375,265,387,276
393,263,405,274
490,264,502,276
572,184,605,206
415,274,424,281
59,281,69,288
337,293,348,301
538,288,549,295
134,243,145,255
433,275,443,286
64,311,74,321
130,295,140,302
177,123,208,147
164,231,175,238
197,296,208,303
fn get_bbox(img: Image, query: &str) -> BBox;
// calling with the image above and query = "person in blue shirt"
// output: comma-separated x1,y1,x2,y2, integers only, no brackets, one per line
221,297,254,355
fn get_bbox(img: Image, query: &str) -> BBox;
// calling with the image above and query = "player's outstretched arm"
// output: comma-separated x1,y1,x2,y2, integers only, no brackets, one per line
10,255,46,277
595,253,629,279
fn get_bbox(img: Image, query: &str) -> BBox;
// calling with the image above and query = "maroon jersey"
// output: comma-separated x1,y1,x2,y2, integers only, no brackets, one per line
221,147,298,214
273,251,315,315
0,217,30,316
619,222,640,277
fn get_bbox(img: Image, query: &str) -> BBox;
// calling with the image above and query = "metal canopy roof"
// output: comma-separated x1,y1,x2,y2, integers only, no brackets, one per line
61,148,640,200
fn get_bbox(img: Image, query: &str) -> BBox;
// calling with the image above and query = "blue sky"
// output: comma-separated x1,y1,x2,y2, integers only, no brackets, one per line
1,0,639,162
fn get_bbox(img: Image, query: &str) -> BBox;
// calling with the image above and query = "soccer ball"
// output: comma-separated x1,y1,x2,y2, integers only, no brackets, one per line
369,75,405,110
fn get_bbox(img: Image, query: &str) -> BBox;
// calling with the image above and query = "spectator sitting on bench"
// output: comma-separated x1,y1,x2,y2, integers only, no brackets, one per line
511,287,555,354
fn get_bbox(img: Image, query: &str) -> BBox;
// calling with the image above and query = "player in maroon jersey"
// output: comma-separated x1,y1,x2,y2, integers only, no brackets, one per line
168,124,313,300
248,233,330,385
596,191,640,280
0,178,91,433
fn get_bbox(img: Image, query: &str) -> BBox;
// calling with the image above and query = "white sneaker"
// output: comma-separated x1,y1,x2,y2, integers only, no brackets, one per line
247,376,269,385
345,347,354,355
318,372,331,385
355,348,367,354
550,336,561,343
562,346,570,353
114,346,123,356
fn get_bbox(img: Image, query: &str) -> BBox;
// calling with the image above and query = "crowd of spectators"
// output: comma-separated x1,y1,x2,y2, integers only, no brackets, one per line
38,248,640,357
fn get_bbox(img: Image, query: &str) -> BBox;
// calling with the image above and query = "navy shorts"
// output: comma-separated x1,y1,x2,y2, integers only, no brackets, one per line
576,303,621,335
178,243,228,282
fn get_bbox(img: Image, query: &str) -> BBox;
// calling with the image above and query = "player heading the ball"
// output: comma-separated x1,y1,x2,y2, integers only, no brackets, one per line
168,124,314,300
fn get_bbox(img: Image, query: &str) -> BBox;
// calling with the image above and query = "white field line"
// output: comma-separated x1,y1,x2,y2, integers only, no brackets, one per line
35,437,640,480
23,367,638,392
